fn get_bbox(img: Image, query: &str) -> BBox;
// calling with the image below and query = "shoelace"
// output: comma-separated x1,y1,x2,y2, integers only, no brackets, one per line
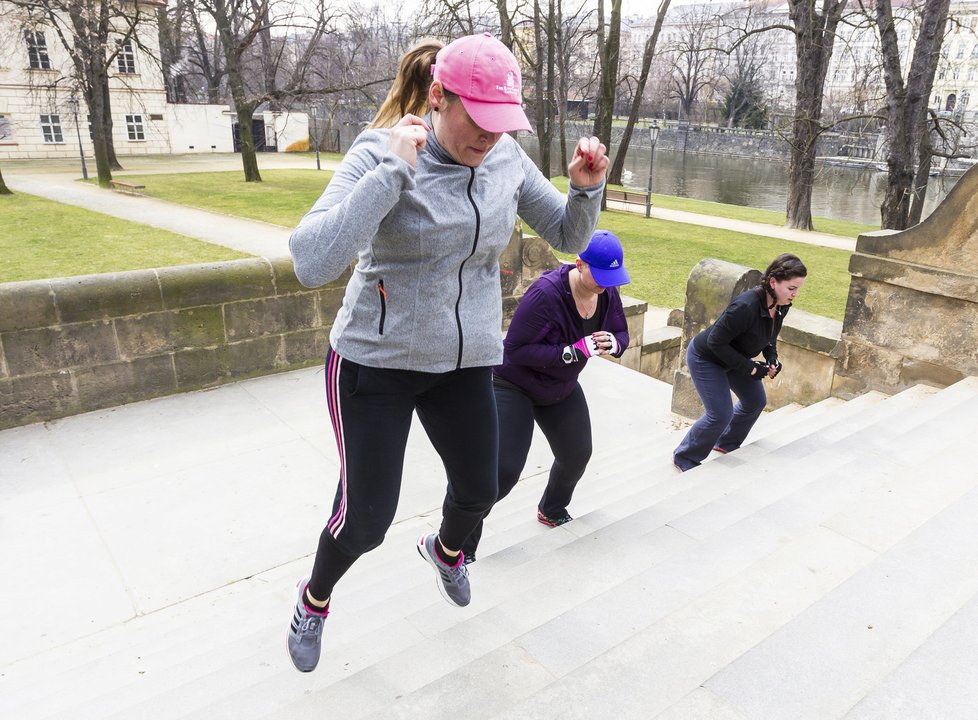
298,614,322,636
439,562,469,584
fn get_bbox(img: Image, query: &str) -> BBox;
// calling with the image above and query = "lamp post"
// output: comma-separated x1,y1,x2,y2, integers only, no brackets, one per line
66,95,88,180
310,104,320,170
645,120,660,219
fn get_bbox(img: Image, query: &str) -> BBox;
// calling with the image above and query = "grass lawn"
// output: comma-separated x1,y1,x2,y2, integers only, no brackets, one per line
548,176,878,239
116,169,334,227
73,169,851,320
0,192,250,283
575,209,850,321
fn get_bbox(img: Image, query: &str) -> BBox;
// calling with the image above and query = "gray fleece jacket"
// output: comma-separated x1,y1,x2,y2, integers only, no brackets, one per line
289,124,603,373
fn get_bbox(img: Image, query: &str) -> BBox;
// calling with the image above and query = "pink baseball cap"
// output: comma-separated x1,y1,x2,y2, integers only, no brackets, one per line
432,33,532,134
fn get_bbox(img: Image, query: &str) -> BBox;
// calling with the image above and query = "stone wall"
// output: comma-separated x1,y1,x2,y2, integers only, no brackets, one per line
832,163,978,396
0,229,559,430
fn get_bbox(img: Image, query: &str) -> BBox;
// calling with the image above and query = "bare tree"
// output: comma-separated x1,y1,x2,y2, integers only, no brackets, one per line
781,1,848,230
870,0,951,229
592,0,621,156
669,4,722,121
10,0,148,186
195,0,344,181
607,0,670,185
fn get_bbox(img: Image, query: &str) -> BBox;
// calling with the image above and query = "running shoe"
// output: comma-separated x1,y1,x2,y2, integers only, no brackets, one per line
536,509,573,527
417,533,470,607
287,578,329,672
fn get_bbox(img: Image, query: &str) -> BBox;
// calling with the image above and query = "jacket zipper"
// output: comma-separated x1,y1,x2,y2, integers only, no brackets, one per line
455,168,480,369
377,279,387,335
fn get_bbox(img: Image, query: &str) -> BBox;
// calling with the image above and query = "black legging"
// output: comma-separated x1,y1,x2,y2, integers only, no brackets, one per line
308,347,499,601
462,381,592,558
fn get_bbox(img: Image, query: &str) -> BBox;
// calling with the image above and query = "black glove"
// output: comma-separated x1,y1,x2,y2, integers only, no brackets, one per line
762,346,778,366
771,360,783,378
750,360,769,380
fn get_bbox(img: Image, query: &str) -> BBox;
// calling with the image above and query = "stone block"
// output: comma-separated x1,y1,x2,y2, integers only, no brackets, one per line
625,311,644,349
0,372,76,430
498,227,523,298
224,295,319,341
3,321,119,376
671,367,702,419
158,259,275,309
765,342,837,408
174,346,231,388
282,328,329,366
225,335,285,377
268,257,306,295
50,270,163,323
616,345,642,372
115,307,226,357
0,280,58,332
74,356,176,410
317,285,346,326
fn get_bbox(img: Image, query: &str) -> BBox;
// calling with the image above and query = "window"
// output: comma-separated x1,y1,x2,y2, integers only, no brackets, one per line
125,114,144,140
0,115,13,143
40,114,63,143
957,44,965,59
116,38,136,74
25,31,52,70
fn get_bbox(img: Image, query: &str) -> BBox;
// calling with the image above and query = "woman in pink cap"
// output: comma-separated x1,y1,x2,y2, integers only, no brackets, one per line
287,33,610,672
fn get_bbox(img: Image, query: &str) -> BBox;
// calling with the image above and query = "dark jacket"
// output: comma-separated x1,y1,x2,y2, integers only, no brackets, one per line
691,286,789,376
494,264,629,403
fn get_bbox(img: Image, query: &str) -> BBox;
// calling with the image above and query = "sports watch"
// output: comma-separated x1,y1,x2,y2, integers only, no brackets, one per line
561,345,576,364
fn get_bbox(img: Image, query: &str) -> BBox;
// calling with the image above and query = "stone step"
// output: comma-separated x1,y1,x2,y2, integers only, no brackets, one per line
371,387,978,718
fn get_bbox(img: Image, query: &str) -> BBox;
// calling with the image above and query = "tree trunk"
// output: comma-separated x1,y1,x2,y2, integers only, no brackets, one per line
0,165,12,195
532,0,551,177
236,104,262,182
103,82,123,171
608,0,670,185
875,0,950,229
556,4,569,177
592,0,621,146
84,72,114,187
908,120,933,226
784,0,846,231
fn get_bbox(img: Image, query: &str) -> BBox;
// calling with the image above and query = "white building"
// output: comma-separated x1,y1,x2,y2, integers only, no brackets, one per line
0,1,309,160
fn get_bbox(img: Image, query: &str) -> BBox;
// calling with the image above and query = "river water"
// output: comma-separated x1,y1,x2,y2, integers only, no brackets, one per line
519,141,963,226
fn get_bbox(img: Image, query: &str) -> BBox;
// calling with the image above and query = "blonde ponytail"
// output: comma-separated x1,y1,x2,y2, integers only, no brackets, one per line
370,39,444,129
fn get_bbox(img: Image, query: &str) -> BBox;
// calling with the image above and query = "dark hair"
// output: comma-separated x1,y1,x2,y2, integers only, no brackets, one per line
370,39,444,128
760,253,807,300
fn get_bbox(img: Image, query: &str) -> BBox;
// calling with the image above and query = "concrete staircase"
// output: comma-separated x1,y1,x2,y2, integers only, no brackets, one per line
3,370,978,720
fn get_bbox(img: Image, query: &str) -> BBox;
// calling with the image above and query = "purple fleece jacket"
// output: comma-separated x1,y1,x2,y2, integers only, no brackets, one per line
494,264,629,404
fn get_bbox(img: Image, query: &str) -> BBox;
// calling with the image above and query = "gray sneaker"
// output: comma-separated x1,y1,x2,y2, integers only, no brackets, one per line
287,578,328,672
417,533,471,607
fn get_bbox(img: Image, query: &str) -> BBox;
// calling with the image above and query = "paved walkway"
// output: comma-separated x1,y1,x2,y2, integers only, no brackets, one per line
5,154,858,254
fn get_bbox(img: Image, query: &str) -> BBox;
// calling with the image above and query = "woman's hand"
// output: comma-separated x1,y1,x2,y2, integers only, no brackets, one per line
388,114,431,169
568,136,609,188
591,331,618,355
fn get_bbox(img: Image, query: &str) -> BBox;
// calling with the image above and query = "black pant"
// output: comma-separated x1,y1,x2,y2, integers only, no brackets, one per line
462,382,592,558
308,347,499,601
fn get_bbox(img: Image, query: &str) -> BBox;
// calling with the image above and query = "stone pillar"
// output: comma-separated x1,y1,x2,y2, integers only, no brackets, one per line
671,258,761,419
833,163,978,397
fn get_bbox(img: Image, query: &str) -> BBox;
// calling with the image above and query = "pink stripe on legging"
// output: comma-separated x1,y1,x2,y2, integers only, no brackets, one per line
325,350,348,537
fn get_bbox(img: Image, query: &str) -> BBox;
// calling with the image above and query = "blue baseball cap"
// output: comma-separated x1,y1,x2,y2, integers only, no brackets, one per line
579,230,630,287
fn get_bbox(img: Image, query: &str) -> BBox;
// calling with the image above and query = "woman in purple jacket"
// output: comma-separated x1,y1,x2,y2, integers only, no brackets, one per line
461,230,630,563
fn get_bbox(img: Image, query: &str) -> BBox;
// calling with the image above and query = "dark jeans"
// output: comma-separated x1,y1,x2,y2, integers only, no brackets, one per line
462,382,592,558
673,342,767,471
308,347,498,601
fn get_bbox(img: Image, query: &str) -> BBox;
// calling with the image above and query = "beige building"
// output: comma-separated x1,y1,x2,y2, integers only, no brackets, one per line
0,1,310,160
0,1,171,160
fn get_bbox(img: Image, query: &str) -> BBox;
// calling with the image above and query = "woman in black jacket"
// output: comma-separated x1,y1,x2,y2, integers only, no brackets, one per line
673,254,808,472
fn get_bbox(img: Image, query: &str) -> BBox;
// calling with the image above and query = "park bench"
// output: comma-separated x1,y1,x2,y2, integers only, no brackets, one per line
109,180,145,195
605,188,649,209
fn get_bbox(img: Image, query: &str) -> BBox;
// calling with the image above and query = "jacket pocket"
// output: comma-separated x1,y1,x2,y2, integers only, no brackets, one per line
377,279,387,335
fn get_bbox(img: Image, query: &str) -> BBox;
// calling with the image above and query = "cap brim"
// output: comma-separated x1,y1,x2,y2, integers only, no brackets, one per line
590,265,631,288
458,95,533,133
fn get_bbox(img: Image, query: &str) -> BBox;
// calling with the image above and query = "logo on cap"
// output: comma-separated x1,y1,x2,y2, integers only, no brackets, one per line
496,71,519,97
